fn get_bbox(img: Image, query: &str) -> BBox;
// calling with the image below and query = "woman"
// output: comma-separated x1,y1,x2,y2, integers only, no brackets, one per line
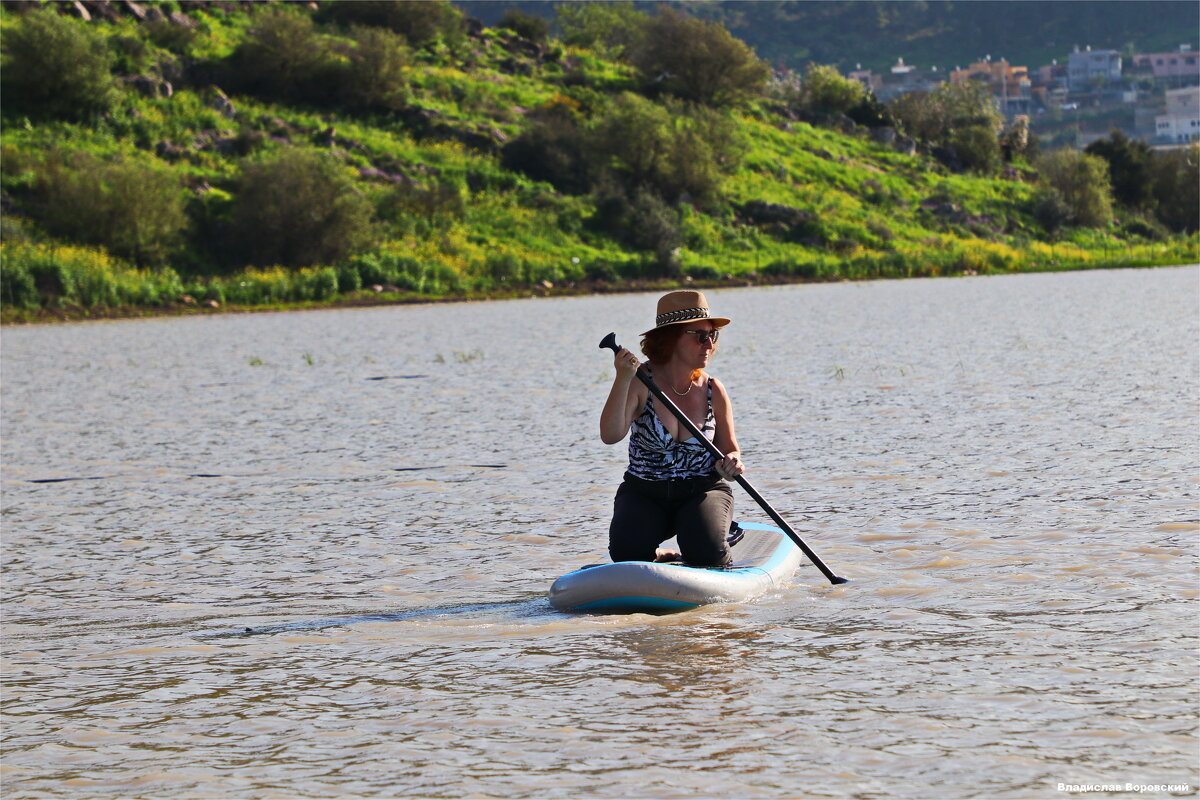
599,290,745,567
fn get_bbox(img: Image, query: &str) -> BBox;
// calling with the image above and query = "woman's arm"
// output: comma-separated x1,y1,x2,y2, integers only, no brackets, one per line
600,347,646,445
710,377,745,479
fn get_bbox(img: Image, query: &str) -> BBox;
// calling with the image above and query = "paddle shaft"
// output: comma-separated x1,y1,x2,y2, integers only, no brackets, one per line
601,332,848,585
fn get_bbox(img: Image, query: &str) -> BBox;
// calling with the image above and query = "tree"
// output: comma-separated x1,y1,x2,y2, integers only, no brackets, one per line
1036,150,1114,228
555,2,648,57
229,150,376,268
629,7,769,108
890,81,1002,144
587,93,742,208
889,81,1003,173
1149,145,1199,233
1084,130,1154,210
0,6,117,120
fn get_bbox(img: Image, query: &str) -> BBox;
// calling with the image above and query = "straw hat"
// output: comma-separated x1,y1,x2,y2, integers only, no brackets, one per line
641,290,731,336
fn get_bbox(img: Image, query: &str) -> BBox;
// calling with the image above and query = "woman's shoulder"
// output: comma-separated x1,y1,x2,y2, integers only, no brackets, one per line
706,374,732,406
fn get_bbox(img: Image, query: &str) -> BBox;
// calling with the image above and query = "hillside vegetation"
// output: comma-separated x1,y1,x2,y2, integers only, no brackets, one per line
0,1,1195,322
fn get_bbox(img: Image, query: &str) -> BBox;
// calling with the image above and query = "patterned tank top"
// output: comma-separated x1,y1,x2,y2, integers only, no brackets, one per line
627,368,717,480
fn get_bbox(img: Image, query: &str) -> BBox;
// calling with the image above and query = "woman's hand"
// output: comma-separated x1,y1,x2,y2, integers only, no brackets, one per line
601,347,644,445
613,347,640,380
716,453,744,480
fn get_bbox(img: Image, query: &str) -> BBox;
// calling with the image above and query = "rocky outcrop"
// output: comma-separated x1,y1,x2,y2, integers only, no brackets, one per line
931,145,965,173
735,201,825,245
397,107,509,155
737,201,816,228
121,74,172,99
206,86,237,119
796,110,858,134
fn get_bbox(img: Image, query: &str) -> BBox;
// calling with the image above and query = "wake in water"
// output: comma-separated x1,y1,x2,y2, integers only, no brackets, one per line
199,597,553,639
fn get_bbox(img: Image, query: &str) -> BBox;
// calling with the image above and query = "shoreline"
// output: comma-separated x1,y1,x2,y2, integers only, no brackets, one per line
2,260,1196,326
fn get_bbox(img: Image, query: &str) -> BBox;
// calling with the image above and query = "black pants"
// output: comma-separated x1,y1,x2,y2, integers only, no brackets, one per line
608,472,733,567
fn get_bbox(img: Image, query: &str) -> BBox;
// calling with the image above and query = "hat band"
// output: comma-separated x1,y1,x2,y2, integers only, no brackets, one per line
655,307,710,327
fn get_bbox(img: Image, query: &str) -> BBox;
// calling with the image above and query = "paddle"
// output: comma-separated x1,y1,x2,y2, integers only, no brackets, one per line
600,332,849,585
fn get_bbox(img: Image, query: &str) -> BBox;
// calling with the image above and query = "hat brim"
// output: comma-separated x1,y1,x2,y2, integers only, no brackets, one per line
640,316,731,337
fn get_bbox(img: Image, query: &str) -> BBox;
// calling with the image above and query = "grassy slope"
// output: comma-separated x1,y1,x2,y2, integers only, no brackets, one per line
0,4,1195,323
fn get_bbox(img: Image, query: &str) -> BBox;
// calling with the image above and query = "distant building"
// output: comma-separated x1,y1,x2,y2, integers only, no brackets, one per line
874,58,945,101
1131,45,1200,85
1067,47,1121,91
949,57,1033,116
1155,85,1200,143
847,63,883,93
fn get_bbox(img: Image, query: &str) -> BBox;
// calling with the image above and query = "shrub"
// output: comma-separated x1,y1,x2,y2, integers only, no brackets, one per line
1036,150,1114,229
378,179,466,230
484,252,523,283
1032,187,1071,234
949,124,1002,174
502,106,591,194
0,6,117,120
583,258,621,283
499,9,551,44
230,7,338,105
321,1,464,51
629,7,769,108
763,257,832,280
342,25,412,111
589,187,683,273
1119,215,1168,241
228,149,377,268
341,252,455,293
1,256,39,309
35,152,189,267
1085,130,1154,210
145,17,199,56
0,241,184,309
802,64,866,115
556,2,648,56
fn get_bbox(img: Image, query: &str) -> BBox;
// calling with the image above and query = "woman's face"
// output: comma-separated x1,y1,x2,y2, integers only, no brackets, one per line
675,320,718,367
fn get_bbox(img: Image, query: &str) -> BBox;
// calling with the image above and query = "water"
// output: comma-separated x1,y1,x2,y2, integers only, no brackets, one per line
2,267,1197,799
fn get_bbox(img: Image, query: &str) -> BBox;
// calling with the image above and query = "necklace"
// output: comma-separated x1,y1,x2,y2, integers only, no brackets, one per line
670,375,693,396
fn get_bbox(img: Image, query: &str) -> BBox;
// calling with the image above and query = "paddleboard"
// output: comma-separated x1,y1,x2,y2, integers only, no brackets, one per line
548,521,804,613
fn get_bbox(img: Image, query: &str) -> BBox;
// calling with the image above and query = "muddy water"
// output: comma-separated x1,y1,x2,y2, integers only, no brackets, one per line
2,266,1197,799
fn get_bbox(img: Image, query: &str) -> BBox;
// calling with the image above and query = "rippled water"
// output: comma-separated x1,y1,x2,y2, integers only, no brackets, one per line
2,267,1198,799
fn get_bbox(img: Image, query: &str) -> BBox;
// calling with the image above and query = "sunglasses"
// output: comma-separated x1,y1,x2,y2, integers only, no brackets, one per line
684,329,720,344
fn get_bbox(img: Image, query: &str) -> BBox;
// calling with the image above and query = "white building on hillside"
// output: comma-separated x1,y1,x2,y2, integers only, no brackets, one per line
1155,86,1200,143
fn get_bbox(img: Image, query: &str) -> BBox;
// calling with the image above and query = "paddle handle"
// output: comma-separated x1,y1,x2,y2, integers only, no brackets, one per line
600,332,848,585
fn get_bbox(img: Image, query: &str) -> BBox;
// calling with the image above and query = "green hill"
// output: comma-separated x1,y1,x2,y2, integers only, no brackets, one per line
0,1,1195,322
